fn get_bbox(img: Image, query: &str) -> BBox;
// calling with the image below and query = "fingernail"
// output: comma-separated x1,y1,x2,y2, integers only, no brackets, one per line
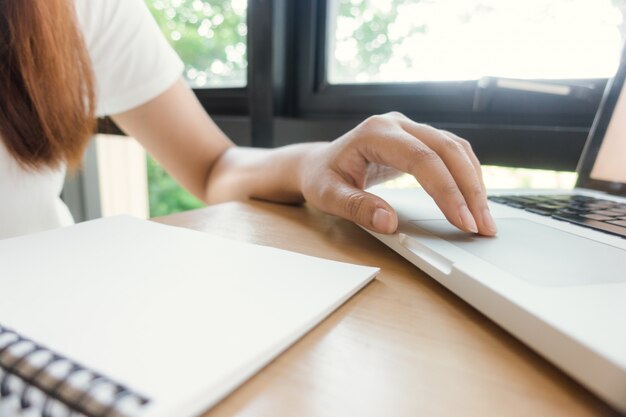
482,208,498,234
458,205,478,233
372,208,394,233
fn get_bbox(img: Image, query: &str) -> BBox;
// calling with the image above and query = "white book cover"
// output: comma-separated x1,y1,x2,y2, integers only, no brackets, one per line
0,216,378,417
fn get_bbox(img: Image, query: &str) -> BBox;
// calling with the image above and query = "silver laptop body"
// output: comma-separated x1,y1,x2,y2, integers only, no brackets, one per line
366,52,626,412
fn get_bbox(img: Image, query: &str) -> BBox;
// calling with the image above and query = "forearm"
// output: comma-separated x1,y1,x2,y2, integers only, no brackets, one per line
113,78,494,235
204,142,325,205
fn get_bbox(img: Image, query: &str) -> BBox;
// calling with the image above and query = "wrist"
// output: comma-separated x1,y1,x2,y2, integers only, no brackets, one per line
292,142,327,201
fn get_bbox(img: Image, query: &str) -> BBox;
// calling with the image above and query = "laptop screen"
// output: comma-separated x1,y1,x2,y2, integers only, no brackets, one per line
589,81,626,184
576,47,626,196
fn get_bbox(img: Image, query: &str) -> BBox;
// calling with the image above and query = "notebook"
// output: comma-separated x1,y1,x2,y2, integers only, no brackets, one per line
362,47,626,412
0,216,378,417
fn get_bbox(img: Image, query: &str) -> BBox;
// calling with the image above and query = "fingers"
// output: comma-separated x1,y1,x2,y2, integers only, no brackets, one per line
313,172,398,234
441,130,486,194
357,128,481,234
356,114,497,235
398,120,497,236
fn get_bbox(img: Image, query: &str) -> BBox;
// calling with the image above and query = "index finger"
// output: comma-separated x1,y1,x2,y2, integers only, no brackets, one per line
395,119,496,235
357,124,481,234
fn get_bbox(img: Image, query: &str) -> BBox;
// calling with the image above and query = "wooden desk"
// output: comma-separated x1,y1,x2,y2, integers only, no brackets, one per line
156,201,618,417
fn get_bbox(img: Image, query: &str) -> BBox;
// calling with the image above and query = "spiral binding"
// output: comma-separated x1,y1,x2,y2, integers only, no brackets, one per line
0,324,150,417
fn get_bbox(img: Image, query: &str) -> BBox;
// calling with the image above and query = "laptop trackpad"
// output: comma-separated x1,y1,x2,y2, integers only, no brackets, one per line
410,218,626,286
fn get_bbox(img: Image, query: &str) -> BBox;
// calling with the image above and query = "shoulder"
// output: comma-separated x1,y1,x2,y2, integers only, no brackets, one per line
74,0,148,48
73,0,184,116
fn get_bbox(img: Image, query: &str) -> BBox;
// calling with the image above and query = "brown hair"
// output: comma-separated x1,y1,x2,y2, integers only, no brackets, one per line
0,0,96,169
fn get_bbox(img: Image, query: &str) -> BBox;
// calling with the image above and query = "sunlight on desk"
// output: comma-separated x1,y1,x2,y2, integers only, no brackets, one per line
383,166,578,190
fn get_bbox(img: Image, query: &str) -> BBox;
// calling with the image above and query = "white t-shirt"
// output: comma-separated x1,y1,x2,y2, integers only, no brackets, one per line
0,0,183,239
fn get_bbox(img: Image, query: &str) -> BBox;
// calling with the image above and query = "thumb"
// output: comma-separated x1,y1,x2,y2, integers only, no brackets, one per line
321,181,398,234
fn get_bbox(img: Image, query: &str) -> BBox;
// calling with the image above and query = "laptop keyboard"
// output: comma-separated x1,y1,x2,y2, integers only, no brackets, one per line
488,194,626,239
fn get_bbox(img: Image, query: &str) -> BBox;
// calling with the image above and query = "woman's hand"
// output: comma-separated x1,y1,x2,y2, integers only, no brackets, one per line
298,112,498,236
113,81,496,236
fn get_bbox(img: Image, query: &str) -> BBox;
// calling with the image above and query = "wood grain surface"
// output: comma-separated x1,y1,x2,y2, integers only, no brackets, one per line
155,201,619,417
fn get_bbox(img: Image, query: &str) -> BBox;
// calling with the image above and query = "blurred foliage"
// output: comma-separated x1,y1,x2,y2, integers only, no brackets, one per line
333,0,424,82
330,0,626,83
147,156,205,217
146,0,247,87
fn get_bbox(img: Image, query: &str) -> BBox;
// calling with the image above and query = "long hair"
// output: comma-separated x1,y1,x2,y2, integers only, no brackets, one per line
0,0,96,169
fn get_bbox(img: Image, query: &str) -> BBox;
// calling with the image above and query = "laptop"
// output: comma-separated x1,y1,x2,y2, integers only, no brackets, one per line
365,53,626,411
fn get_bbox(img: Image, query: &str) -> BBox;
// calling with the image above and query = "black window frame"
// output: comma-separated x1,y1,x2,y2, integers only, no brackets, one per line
103,0,621,172
289,0,617,170
297,0,608,124
194,88,248,116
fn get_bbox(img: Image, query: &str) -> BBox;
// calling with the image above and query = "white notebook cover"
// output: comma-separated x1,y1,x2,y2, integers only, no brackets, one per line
0,216,378,417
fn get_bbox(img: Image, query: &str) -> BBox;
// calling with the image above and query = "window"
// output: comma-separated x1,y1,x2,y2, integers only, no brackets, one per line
147,0,248,88
327,0,626,84
290,0,626,171
93,0,625,219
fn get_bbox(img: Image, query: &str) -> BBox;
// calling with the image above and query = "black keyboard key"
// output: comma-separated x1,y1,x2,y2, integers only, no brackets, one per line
547,194,578,200
592,210,624,217
536,203,566,210
607,219,626,228
552,213,626,238
525,207,555,216
506,196,541,204
583,213,614,221
587,204,615,210
558,207,585,214
490,193,626,238
521,196,554,203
